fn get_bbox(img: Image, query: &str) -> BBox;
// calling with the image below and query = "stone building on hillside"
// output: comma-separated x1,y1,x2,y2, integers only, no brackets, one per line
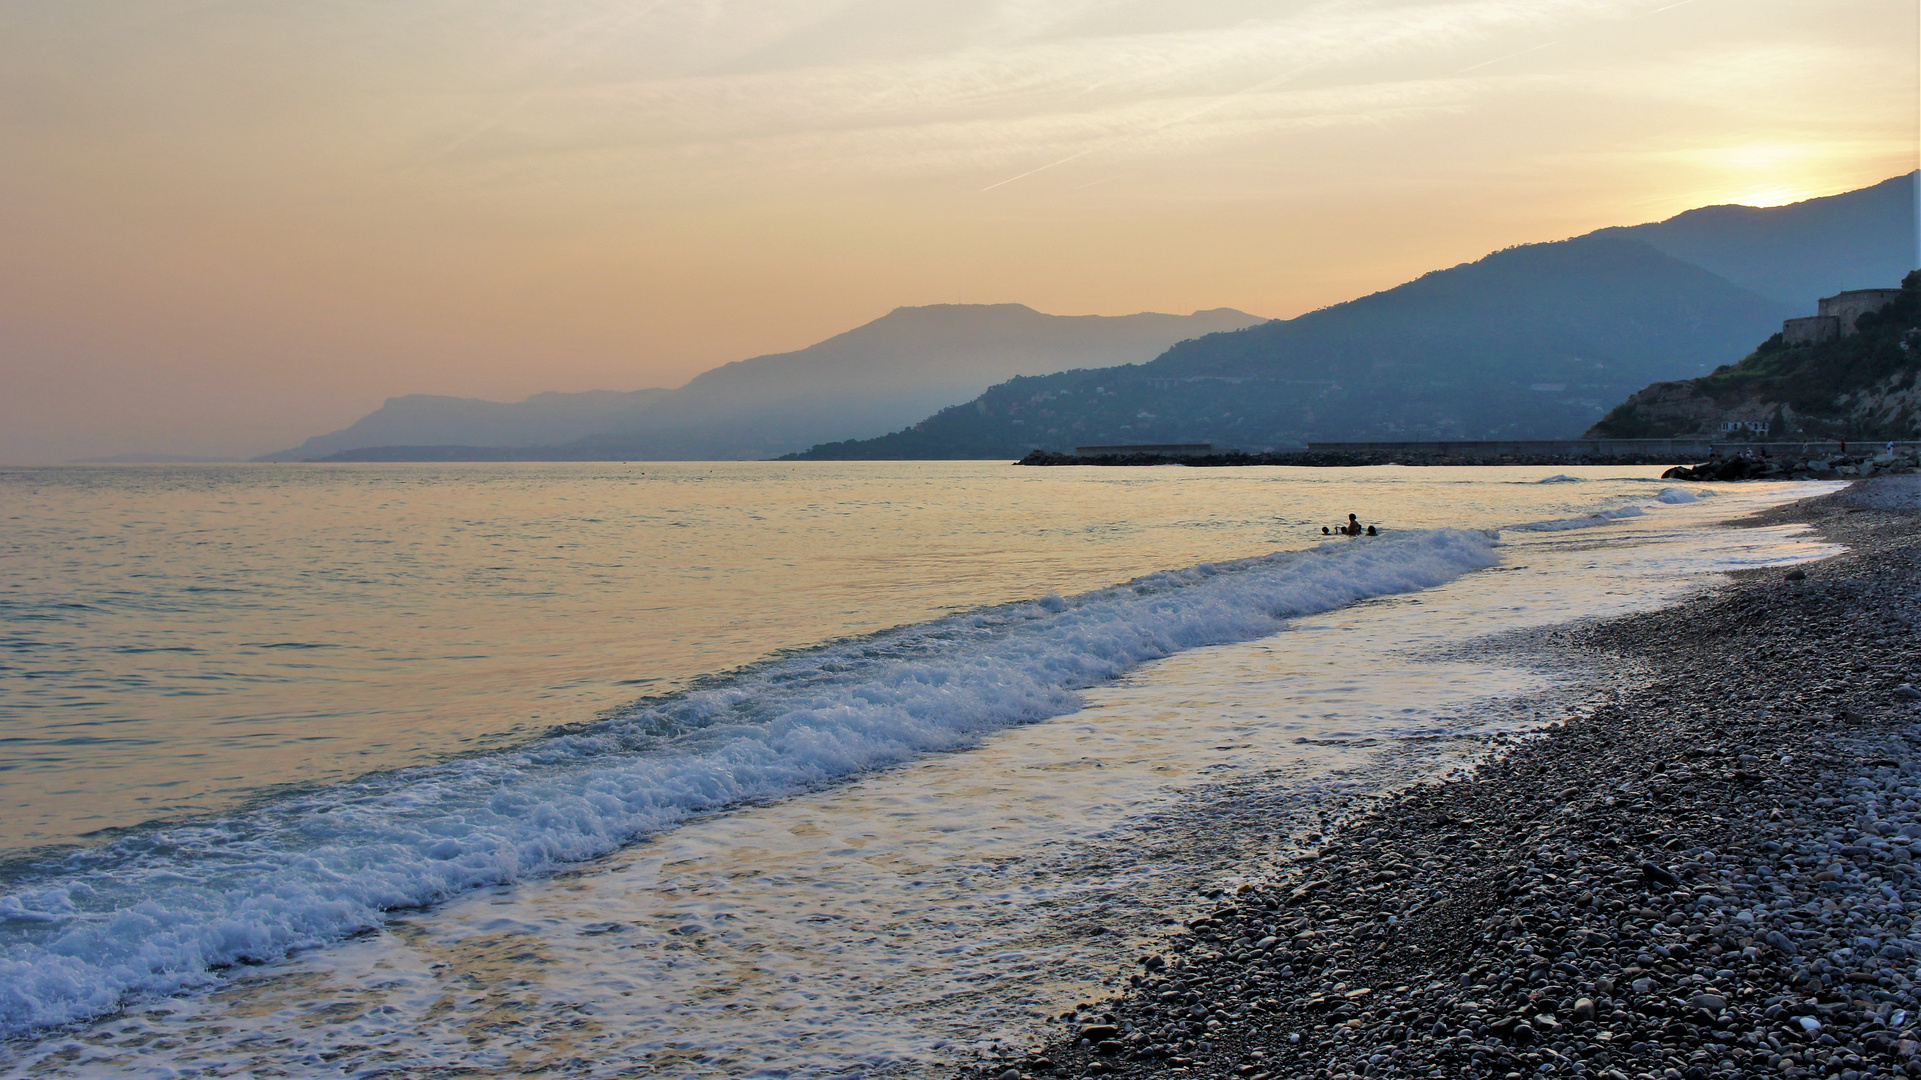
1823,288,1903,333
1780,288,1903,345
1782,316,1838,346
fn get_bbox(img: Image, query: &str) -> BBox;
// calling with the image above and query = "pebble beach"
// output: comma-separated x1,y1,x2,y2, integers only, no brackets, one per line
981,477,1921,1080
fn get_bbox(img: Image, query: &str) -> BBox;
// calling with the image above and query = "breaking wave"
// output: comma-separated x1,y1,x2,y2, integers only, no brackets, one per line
1505,504,1648,532
1506,485,1718,532
0,529,1501,1038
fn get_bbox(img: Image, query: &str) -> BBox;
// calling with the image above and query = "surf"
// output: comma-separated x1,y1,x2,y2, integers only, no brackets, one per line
0,527,1502,1038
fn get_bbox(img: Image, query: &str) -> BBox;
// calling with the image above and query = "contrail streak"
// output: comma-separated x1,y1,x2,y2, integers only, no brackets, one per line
1448,38,1560,76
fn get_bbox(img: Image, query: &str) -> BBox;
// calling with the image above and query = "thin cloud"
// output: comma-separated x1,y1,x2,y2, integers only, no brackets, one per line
421,0,1645,178
980,65,1323,191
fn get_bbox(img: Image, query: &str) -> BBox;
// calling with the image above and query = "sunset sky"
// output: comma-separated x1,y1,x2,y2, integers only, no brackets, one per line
2,0,1916,461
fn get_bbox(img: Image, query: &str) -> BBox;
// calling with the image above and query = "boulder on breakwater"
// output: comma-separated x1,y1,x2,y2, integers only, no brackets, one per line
1021,449,1704,469
1664,447,1920,482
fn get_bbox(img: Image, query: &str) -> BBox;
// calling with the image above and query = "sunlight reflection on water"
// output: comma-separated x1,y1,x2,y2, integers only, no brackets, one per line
4,461,1716,851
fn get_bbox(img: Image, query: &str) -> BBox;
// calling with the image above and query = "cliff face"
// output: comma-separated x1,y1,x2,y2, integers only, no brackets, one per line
1590,381,1724,437
1587,271,1921,440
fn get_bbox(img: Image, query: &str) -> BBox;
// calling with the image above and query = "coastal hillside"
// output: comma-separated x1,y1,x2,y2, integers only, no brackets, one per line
789,234,1790,458
261,305,1261,462
1587,271,1921,440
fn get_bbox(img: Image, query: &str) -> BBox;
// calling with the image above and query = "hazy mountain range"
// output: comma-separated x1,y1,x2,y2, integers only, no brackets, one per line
266,173,1917,462
259,307,1263,461
791,173,1918,458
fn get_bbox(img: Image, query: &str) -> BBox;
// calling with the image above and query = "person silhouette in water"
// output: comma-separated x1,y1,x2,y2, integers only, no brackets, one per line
1345,513,1362,536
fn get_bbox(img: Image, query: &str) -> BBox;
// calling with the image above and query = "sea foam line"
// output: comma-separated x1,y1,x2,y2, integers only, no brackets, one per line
1504,486,1713,532
0,529,1499,1038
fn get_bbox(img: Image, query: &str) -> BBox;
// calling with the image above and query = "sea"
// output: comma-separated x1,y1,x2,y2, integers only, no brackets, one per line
0,462,1844,1078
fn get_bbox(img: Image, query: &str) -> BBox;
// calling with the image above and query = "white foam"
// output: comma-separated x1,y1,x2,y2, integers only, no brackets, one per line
0,529,1500,1038
1507,482,1732,531
1536,474,1584,484
1506,503,1649,532
1656,486,1712,504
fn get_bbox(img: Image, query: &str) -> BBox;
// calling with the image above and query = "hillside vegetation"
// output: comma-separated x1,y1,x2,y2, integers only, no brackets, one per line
1588,271,1921,440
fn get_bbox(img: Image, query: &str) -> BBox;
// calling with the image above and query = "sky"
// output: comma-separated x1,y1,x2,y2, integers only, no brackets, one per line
1,0,1916,461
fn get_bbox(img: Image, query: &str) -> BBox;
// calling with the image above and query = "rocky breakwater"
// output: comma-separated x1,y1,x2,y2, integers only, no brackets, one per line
1664,448,1919,483
1019,449,1700,469
960,477,1921,1080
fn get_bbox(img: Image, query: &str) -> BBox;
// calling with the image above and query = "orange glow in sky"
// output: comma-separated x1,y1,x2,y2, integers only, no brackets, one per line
1,0,1916,460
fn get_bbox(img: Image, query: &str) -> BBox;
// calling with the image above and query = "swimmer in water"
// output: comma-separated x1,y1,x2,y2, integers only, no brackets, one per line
1345,513,1362,536
1365,525,1377,536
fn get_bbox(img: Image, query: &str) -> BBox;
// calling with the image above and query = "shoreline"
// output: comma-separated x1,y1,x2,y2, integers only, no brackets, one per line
972,476,1921,1080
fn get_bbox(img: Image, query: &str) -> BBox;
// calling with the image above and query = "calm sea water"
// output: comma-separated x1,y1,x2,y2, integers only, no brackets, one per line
0,463,1841,1076
0,461,1701,852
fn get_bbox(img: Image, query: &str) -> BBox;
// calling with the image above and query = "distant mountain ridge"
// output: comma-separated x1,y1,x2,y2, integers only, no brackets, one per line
266,174,1920,463
260,305,1263,461
791,174,1918,459
260,389,674,462
788,234,1792,457
1605,173,1917,306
